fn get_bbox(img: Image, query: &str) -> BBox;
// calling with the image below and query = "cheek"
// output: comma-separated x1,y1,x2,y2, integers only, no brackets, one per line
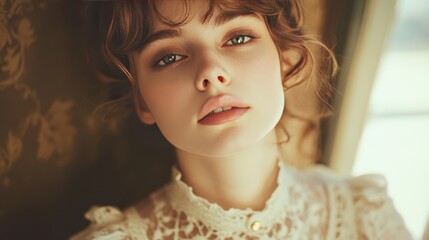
141,81,184,116
234,43,282,91
134,55,191,117
139,77,197,128
235,42,285,119
142,83,175,107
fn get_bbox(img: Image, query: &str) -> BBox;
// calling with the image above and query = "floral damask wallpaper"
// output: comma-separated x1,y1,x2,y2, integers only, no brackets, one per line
0,0,77,187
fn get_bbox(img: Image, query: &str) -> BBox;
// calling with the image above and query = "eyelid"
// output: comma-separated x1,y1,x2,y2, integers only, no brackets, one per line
152,53,186,69
222,29,260,46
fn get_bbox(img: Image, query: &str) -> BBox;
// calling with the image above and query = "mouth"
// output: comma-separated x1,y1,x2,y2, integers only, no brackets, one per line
201,106,245,118
198,95,250,124
207,106,233,115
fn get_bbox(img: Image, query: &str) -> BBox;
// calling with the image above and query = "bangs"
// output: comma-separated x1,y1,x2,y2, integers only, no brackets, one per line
113,0,282,54
150,0,279,27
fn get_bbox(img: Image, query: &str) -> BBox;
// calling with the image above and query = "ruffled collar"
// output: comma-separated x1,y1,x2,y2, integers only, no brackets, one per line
164,160,295,234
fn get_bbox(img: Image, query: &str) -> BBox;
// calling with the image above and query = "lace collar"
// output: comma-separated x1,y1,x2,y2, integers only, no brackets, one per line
164,160,295,234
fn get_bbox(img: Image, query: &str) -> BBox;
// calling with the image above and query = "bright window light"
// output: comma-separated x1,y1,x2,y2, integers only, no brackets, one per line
353,0,429,238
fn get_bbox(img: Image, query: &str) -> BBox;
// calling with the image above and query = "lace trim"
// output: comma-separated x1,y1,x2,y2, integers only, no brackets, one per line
125,208,147,240
85,206,125,225
164,160,294,233
70,206,132,240
349,174,413,239
301,165,357,240
71,165,412,239
327,182,356,239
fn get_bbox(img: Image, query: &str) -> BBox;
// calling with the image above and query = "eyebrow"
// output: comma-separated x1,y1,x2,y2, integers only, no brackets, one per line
143,13,259,47
212,12,258,26
143,28,182,47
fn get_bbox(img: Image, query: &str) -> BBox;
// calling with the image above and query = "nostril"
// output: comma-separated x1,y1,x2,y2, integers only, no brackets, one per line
203,79,209,87
217,76,224,83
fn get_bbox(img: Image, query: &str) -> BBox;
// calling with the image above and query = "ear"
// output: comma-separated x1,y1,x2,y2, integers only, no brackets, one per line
279,48,302,89
134,93,156,125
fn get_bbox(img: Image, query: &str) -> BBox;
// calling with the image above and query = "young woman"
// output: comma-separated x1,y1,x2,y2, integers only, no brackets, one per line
72,0,411,239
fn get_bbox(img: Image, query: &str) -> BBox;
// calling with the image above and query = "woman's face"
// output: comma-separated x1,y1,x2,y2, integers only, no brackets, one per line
133,0,285,157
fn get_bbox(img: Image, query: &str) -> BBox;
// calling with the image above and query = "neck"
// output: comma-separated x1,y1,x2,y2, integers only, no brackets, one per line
175,130,280,211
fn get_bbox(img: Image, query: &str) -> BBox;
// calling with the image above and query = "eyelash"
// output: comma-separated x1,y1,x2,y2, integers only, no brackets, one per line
224,33,256,46
152,32,258,68
154,54,186,67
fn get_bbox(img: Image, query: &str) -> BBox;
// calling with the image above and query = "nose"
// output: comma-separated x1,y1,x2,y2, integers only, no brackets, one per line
195,54,231,91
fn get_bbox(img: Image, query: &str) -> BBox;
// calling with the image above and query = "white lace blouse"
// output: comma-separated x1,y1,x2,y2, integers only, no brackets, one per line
71,162,412,239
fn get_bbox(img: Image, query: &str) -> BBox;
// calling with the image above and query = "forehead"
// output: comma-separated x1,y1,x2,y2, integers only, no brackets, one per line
153,0,201,20
150,0,256,30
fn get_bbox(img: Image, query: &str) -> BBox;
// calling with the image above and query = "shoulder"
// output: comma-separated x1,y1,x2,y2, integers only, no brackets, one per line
346,173,389,206
294,165,412,239
70,188,173,240
69,205,141,240
346,173,412,239
293,164,348,188
295,164,389,197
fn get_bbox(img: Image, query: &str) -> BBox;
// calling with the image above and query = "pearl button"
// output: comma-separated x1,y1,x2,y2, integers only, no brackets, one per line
250,221,261,231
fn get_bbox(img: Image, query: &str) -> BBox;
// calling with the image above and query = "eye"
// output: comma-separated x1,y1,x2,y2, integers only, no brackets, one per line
155,54,185,67
225,35,254,46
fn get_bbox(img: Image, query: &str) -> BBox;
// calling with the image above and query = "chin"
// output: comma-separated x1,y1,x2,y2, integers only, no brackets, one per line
170,111,283,158
197,143,250,158
194,128,274,157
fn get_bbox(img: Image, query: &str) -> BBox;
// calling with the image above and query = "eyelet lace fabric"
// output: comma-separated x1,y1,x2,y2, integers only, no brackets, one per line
71,162,412,240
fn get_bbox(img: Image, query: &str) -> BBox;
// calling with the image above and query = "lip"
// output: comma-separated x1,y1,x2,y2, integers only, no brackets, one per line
198,94,250,124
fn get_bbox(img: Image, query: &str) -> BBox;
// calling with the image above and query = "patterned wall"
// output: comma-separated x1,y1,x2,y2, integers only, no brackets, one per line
0,0,77,190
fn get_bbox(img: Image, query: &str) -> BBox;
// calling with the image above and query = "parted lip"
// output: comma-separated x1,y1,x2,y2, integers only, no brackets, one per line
198,94,250,121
